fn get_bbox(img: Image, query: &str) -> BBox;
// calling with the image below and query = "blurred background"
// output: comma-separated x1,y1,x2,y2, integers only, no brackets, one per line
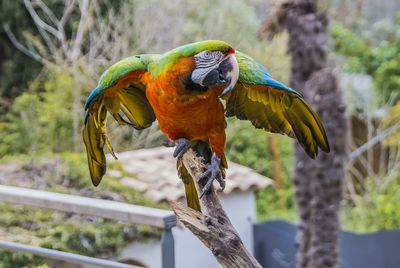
0,0,399,267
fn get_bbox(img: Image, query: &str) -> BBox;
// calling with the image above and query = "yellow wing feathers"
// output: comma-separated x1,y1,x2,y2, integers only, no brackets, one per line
82,99,115,186
226,83,329,158
83,65,156,186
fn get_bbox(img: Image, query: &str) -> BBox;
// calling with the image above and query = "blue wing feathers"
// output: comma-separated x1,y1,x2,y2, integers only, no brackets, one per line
84,86,101,110
235,51,301,97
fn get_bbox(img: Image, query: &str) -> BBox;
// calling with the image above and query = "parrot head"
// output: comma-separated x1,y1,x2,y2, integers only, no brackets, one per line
190,44,239,97
160,40,239,96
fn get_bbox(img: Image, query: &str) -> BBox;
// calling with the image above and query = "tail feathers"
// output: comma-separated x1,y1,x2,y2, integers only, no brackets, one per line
177,158,201,212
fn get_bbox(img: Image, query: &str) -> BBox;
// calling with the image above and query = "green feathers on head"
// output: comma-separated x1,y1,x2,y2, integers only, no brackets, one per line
154,40,233,75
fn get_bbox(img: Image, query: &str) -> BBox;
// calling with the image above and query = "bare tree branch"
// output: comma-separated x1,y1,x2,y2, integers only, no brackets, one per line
170,149,262,268
59,0,77,28
2,24,48,65
35,0,59,26
348,123,400,161
71,0,89,61
23,0,59,56
25,0,63,41
56,0,77,57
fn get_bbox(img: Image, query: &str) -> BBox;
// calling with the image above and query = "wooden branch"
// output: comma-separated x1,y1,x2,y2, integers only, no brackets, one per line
170,149,262,268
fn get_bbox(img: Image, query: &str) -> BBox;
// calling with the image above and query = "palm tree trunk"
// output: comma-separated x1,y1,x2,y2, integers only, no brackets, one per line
261,1,348,267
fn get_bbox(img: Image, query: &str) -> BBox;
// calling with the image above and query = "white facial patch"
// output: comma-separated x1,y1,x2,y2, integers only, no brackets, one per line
226,54,239,88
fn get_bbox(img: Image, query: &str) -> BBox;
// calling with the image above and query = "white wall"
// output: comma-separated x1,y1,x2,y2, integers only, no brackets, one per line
119,191,256,268
220,191,256,253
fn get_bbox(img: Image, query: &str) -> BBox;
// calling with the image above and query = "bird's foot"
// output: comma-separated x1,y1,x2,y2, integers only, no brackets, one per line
173,138,191,159
198,153,224,198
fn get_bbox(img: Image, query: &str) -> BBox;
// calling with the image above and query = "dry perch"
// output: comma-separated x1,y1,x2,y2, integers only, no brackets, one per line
170,149,262,268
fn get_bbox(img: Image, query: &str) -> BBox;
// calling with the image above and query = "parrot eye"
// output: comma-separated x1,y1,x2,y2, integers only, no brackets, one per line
192,51,226,86
195,51,223,63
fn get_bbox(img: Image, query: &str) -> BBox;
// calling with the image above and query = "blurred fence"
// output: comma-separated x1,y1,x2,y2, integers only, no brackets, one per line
254,220,400,268
0,185,177,268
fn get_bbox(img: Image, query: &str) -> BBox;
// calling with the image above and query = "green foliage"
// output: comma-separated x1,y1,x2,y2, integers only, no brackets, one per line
331,24,371,73
331,15,400,103
0,93,42,156
332,15,400,232
0,68,86,158
226,121,294,179
256,171,297,222
226,120,296,221
382,102,400,146
38,220,141,256
0,251,44,268
341,173,400,232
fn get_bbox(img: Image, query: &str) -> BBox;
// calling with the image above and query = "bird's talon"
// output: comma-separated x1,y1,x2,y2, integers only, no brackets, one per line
173,138,191,158
200,178,214,198
217,178,226,191
198,153,224,198
198,164,211,182
198,173,208,183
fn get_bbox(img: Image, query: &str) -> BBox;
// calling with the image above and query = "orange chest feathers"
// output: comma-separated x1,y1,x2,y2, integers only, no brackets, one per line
143,57,226,141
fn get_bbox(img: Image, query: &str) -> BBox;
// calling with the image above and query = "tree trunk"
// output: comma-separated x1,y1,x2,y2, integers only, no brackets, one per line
261,1,348,267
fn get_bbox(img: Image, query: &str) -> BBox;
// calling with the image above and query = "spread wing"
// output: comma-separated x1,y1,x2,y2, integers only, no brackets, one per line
83,54,160,186
224,51,330,158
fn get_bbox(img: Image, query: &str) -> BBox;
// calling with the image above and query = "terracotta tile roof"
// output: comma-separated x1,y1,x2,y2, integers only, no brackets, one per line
107,147,272,203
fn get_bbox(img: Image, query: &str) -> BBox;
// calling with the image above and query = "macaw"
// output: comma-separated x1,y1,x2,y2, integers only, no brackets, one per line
83,40,329,211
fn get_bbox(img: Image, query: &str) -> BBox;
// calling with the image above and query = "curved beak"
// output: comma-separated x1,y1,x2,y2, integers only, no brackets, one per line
219,53,239,97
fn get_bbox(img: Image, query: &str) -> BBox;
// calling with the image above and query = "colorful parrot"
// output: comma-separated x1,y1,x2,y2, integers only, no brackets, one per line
83,40,330,211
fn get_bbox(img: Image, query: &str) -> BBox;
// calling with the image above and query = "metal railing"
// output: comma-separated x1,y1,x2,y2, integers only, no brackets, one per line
0,185,177,268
